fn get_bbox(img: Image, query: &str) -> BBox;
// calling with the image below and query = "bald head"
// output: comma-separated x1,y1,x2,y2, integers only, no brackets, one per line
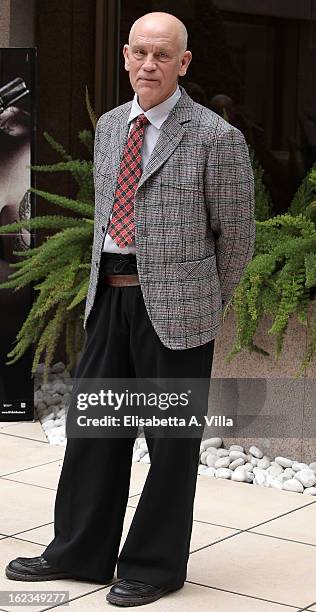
123,11,192,111
129,12,188,55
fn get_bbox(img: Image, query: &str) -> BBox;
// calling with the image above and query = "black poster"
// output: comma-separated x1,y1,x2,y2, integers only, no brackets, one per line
0,48,35,421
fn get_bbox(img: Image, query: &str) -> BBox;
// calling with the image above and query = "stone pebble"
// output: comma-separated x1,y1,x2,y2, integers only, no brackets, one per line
249,445,264,459
283,479,304,493
215,457,231,469
35,364,316,496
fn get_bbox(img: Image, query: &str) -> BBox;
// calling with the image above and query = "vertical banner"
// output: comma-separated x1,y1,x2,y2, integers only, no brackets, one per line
0,48,35,421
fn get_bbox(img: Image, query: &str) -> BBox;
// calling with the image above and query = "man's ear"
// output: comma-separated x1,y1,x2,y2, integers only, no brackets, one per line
123,44,130,71
179,50,192,77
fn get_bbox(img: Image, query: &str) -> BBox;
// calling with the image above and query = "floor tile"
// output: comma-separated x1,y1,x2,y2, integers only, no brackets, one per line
124,503,239,554
189,521,239,552
0,479,55,535
250,501,316,546
5,460,63,490
40,581,299,611
0,422,47,443
4,456,148,493
191,476,312,529
128,476,312,530
0,434,64,476
7,524,54,546
0,538,110,612
187,531,316,607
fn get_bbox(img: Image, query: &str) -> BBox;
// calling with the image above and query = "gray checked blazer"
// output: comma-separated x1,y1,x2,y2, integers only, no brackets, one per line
83,85,256,350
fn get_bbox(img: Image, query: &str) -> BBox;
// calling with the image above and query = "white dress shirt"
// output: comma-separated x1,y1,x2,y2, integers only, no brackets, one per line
102,85,182,254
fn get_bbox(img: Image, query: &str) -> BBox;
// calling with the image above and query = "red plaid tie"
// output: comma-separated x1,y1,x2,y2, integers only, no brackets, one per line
108,113,149,247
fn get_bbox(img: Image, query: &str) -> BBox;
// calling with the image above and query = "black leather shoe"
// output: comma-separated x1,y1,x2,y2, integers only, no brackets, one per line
106,579,183,607
5,555,73,581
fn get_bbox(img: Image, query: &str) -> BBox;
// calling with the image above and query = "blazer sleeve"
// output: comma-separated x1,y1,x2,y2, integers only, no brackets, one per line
93,118,102,188
205,125,256,306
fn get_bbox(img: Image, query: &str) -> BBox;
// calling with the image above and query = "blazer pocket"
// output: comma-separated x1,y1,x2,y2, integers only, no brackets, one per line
177,254,217,281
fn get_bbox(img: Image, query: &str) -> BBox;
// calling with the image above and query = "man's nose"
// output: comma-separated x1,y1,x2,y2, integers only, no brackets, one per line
142,55,157,70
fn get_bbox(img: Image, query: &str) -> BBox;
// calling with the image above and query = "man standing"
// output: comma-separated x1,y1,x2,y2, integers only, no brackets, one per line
6,11,255,608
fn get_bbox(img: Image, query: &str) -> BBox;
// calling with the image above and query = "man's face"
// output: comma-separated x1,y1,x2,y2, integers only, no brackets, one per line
123,20,192,111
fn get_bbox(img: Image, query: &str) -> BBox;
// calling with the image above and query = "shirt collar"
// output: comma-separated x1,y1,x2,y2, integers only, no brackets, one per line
128,84,182,129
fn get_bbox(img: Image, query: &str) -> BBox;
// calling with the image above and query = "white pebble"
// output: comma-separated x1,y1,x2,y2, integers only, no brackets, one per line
294,469,316,488
283,479,304,493
215,457,231,469
229,450,247,461
217,449,230,457
249,445,263,459
140,453,151,464
303,487,316,495
292,462,309,472
275,456,294,468
52,382,68,395
254,471,266,486
257,456,271,469
208,447,218,455
230,458,245,470
204,467,216,477
42,421,56,431
200,451,210,465
215,468,231,479
229,445,244,452
206,454,217,468
250,457,258,466
309,462,316,473
36,363,45,374
268,478,283,490
51,361,66,373
198,465,208,475
253,466,265,474
132,452,141,462
267,464,284,477
54,416,65,425
231,469,248,482
284,467,295,478
202,437,222,450
243,462,254,472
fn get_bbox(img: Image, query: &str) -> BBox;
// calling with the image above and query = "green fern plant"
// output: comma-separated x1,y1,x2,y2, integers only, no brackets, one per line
249,147,272,221
224,212,316,377
0,86,96,382
288,162,316,218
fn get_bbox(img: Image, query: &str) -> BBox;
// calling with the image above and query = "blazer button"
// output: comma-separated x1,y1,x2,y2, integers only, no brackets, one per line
95,261,99,268
101,226,105,232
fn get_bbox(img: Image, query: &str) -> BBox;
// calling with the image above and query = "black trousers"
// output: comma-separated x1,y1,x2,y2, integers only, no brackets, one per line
42,253,215,588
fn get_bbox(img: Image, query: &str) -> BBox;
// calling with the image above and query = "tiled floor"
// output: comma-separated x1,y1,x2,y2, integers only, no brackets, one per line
0,421,315,611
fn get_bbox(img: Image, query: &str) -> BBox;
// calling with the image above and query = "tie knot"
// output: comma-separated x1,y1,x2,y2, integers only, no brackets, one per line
136,114,149,128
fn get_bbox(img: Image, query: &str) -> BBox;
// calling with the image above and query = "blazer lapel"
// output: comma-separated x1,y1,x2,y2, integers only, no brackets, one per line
107,103,132,195
138,86,194,189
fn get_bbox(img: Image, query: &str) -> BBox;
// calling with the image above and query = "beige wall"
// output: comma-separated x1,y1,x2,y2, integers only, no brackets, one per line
9,0,35,46
0,0,35,48
0,0,10,46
